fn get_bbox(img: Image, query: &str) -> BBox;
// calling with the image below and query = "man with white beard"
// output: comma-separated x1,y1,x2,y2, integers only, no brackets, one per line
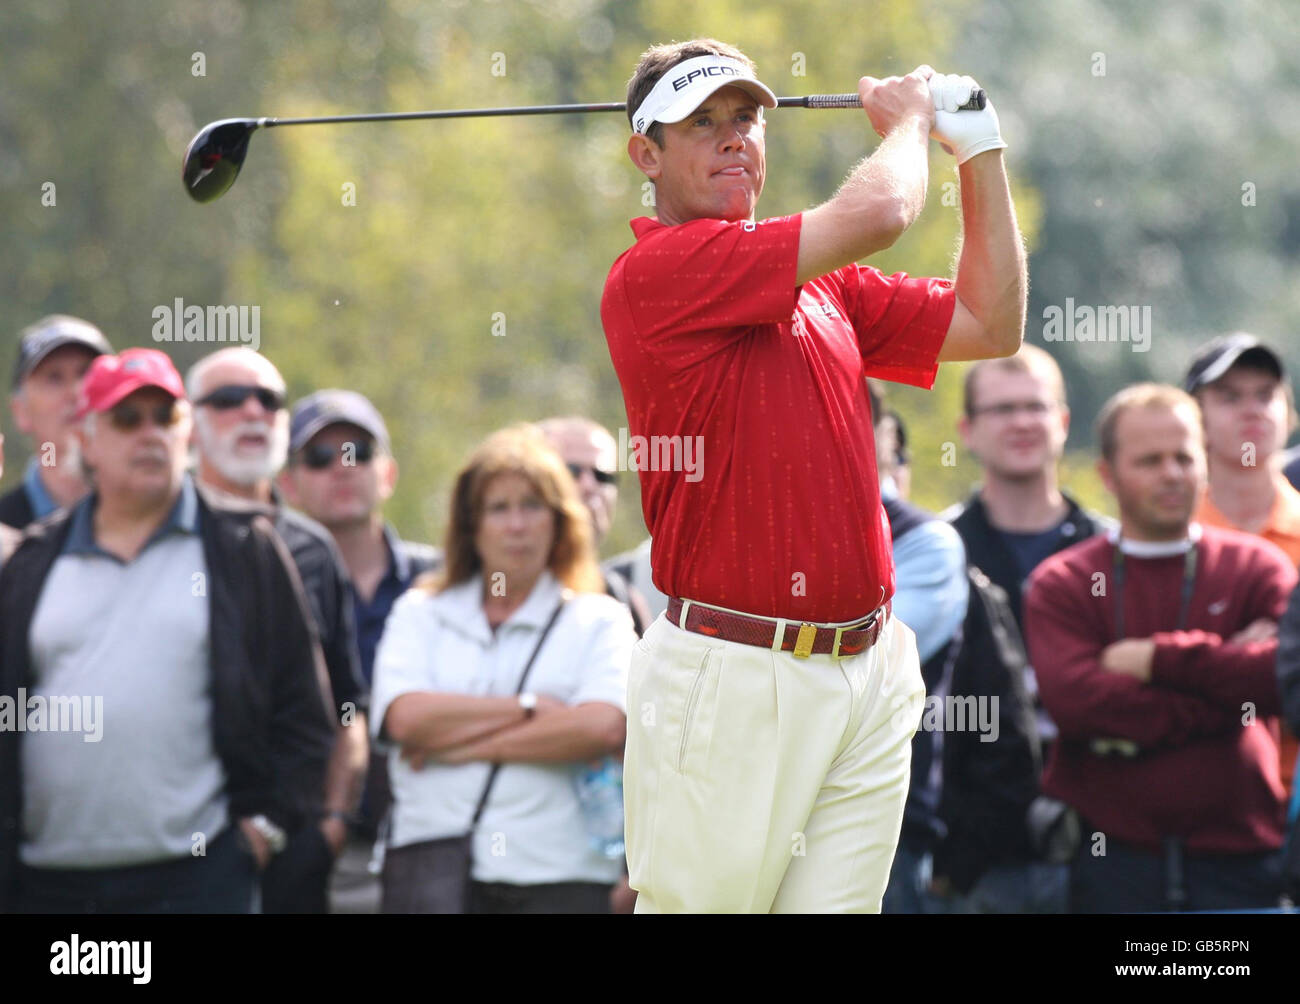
187,347,366,914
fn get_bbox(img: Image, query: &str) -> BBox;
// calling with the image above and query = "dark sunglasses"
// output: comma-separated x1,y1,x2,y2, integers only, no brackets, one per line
107,400,184,432
566,462,618,486
195,384,286,412
299,438,377,470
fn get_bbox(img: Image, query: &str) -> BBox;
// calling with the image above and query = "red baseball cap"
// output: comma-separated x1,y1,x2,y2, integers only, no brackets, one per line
76,348,187,419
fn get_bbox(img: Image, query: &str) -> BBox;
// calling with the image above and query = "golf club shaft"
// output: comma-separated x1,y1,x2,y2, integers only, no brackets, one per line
780,91,985,110
250,90,985,128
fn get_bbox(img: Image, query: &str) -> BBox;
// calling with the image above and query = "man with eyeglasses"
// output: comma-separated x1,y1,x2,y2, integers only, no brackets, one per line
948,345,1111,632
279,389,441,914
0,349,334,912
187,348,366,914
1,316,113,531
947,345,1110,735
944,344,1110,912
536,415,654,914
537,416,653,638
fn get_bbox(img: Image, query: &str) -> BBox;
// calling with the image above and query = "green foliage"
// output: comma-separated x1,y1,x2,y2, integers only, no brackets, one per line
953,0,1300,443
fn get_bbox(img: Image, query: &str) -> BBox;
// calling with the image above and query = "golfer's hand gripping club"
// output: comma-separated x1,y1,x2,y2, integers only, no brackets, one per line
927,73,1006,164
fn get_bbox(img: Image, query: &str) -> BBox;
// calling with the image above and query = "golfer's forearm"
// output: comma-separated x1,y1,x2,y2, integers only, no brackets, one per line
953,152,1025,356
796,115,930,283
323,716,369,814
383,692,525,749
458,706,626,764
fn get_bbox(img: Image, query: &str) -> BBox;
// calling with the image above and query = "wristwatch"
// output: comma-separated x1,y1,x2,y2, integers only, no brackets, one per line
518,692,539,719
248,814,288,854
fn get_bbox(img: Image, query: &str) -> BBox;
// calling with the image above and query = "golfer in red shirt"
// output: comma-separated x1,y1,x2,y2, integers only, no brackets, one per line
602,38,1026,912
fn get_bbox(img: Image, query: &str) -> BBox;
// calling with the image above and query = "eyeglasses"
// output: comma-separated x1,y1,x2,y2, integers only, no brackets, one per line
566,462,618,486
299,439,377,470
969,400,1056,420
107,400,184,432
195,384,286,412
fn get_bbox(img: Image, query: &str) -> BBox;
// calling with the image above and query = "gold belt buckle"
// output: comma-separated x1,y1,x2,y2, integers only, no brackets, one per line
793,623,817,659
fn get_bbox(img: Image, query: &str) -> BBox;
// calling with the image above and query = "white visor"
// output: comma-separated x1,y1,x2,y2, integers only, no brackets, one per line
631,54,777,135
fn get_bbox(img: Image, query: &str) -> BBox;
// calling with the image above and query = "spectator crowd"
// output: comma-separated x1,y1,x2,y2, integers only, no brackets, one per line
1,314,1298,914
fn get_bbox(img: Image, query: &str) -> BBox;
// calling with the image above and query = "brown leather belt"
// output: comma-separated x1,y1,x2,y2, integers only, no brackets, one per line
665,597,891,659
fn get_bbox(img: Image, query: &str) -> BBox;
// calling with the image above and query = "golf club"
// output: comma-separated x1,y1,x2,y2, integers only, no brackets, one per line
182,89,986,204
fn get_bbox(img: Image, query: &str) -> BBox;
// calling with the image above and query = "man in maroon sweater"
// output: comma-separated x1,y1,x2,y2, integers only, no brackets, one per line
1024,383,1295,912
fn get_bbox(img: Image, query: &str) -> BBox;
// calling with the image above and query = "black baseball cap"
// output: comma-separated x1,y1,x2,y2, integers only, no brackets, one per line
290,389,391,454
1183,332,1286,395
12,315,113,389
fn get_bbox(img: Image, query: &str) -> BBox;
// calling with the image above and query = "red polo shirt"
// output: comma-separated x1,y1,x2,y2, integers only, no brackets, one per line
600,213,955,621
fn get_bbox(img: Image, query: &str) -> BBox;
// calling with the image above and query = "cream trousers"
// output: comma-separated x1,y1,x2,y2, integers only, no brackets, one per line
625,610,924,913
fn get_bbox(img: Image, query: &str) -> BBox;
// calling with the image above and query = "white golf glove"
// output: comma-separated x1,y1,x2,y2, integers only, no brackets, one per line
928,73,1006,164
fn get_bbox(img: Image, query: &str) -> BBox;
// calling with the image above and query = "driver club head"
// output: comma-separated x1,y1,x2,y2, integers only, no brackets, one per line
181,118,259,203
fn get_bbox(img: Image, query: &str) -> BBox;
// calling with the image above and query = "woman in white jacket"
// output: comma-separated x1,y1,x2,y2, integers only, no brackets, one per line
372,424,635,913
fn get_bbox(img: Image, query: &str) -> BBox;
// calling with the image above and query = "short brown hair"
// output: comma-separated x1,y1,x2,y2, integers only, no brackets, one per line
963,343,1066,418
420,424,605,595
1095,383,1202,462
626,39,757,148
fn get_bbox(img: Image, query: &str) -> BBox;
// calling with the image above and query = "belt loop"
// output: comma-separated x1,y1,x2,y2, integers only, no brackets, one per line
771,618,787,652
831,625,845,660
677,599,693,631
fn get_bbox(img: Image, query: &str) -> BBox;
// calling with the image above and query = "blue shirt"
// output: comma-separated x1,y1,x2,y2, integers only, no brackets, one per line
23,458,60,522
25,473,222,868
354,525,440,688
999,525,1067,584
884,481,969,662
63,476,200,559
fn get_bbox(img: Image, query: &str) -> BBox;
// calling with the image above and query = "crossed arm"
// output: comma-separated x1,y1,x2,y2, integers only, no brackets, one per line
383,692,625,767
1024,573,1246,749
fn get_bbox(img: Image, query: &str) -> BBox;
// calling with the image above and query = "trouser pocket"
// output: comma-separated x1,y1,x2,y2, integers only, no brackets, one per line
676,648,713,775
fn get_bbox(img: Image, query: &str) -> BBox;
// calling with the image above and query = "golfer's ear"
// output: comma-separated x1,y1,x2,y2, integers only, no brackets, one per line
627,133,662,179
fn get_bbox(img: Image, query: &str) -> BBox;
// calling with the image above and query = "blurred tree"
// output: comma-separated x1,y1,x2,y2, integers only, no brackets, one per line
952,0,1300,446
195,0,984,549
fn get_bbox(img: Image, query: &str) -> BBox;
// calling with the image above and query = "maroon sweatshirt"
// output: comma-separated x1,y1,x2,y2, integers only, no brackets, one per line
1023,525,1297,854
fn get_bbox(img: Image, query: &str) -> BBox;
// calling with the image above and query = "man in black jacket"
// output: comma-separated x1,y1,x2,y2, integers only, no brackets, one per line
279,388,441,913
187,348,366,914
0,349,334,913
872,390,1042,912
944,344,1108,911
946,345,1110,630
946,345,1111,752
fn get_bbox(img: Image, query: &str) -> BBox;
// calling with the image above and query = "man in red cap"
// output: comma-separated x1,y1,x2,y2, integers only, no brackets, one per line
0,348,335,913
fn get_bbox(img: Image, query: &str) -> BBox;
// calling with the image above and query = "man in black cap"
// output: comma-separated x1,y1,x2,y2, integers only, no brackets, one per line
279,389,441,913
1185,332,1300,559
1185,331,1300,797
1,316,112,529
